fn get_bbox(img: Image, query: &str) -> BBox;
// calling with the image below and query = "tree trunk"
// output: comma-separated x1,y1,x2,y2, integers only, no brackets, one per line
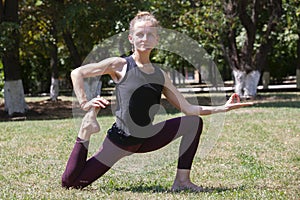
232,70,246,97
0,0,3,22
244,70,260,98
2,0,26,116
49,26,59,101
262,71,270,89
63,31,82,68
297,31,300,89
233,69,260,98
297,69,300,89
223,0,282,97
4,80,27,115
50,77,59,101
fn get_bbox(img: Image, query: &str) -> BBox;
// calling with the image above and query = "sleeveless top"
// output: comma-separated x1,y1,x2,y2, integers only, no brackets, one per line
114,55,165,139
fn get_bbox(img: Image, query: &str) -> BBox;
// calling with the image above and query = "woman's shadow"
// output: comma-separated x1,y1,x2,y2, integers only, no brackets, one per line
113,184,245,193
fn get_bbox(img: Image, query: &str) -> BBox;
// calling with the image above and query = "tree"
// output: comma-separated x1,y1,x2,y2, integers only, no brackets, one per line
13,0,295,99
288,0,300,88
0,0,27,116
266,0,299,87
222,0,283,98
174,1,229,83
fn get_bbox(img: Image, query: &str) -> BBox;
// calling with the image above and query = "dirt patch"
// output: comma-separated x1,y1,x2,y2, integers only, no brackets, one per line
0,93,298,121
0,99,74,121
0,96,212,121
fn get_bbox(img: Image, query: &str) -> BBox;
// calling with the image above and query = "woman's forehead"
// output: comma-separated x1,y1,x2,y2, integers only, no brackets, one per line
133,21,157,31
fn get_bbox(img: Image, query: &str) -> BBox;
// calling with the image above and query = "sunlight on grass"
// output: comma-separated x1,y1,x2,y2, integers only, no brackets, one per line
0,93,299,199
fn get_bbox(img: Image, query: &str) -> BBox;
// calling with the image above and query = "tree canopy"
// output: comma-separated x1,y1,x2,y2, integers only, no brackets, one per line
0,0,299,96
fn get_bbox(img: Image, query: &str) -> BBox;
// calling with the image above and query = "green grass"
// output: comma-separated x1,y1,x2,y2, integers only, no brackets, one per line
0,92,299,199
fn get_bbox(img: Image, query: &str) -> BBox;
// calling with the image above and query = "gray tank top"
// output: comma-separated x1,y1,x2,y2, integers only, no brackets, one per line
115,55,165,138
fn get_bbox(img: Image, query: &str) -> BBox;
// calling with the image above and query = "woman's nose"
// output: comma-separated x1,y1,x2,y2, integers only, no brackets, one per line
141,34,147,41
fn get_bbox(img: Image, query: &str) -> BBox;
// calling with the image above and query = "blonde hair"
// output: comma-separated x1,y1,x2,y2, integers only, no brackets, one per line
129,11,160,34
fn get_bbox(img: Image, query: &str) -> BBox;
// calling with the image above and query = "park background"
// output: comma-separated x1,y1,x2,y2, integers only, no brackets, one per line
0,0,299,116
0,0,299,199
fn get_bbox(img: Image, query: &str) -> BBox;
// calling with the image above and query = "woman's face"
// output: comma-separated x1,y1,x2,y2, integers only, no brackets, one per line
129,21,159,52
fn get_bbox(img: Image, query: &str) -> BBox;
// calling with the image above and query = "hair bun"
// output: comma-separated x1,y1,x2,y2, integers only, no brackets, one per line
136,11,152,17
129,11,160,34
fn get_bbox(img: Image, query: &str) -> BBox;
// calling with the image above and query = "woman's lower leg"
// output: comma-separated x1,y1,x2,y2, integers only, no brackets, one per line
62,107,101,188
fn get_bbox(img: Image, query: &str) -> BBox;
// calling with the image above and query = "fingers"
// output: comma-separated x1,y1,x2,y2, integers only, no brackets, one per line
81,96,110,111
225,93,254,111
234,93,241,103
90,96,109,109
229,93,240,103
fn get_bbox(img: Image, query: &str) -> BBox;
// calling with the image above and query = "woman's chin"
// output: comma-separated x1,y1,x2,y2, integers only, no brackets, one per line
136,47,153,52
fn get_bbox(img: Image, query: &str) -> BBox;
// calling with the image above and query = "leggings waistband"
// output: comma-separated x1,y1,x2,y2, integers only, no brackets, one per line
107,123,145,146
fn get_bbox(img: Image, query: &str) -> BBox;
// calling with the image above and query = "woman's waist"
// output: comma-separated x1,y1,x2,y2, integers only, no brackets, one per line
107,122,145,146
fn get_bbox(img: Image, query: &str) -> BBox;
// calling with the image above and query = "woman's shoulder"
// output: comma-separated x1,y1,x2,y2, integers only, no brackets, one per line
99,57,127,72
106,56,127,66
106,57,128,83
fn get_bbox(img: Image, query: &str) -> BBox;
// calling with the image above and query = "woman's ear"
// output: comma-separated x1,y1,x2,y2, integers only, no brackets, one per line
128,34,133,44
128,34,135,52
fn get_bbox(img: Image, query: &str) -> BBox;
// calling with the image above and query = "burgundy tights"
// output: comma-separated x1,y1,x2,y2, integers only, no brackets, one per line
61,115,203,189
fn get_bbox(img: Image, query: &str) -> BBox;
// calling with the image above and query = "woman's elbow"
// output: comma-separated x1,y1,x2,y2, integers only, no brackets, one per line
70,68,82,80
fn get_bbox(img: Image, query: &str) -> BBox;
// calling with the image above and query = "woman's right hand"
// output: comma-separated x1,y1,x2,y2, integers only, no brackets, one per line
80,95,110,111
224,93,254,111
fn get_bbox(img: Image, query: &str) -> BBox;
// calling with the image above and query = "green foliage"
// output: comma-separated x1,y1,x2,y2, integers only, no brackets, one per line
0,0,298,94
0,22,19,57
175,1,231,79
267,0,300,81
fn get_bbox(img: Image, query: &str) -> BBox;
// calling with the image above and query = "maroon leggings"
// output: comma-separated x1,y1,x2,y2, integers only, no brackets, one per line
62,115,203,189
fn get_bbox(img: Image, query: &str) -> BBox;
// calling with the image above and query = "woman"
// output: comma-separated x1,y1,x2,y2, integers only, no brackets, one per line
62,11,252,191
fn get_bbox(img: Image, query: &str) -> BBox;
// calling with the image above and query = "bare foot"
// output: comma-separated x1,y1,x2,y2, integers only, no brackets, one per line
171,169,204,192
171,181,204,192
78,108,100,140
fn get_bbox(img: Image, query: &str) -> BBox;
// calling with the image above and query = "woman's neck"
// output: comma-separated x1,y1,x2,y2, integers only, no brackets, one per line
132,51,155,74
132,52,151,65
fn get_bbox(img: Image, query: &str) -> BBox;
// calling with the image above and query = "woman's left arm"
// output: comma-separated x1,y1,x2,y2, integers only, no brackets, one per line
162,71,253,116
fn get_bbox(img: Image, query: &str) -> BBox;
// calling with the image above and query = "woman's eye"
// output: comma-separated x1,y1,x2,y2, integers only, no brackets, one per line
136,33,144,38
148,33,155,38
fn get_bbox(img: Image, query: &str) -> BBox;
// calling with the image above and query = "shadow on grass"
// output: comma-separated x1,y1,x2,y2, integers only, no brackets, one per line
113,184,245,194
1,92,298,121
254,101,300,108
0,96,211,121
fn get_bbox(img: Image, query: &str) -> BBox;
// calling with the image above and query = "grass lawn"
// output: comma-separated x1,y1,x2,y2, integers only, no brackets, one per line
0,92,299,199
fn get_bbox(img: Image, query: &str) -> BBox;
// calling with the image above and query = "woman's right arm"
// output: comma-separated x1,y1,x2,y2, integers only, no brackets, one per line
71,57,126,110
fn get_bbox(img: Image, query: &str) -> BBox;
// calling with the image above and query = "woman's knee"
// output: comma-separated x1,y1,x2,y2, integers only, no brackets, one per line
61,175,70,188
184,115,203,131
61,174,77,189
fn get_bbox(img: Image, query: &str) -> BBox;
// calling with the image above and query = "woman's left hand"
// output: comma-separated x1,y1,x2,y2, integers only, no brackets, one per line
81,95,110,111
225,93,254,111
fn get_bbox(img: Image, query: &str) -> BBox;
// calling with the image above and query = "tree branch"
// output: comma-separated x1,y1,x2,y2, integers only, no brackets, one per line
238,0,255,36
63,31,82,68
254,0,282,71
222,0,240,70
252,0,262,26
237,0,258,72
188,0,196,8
